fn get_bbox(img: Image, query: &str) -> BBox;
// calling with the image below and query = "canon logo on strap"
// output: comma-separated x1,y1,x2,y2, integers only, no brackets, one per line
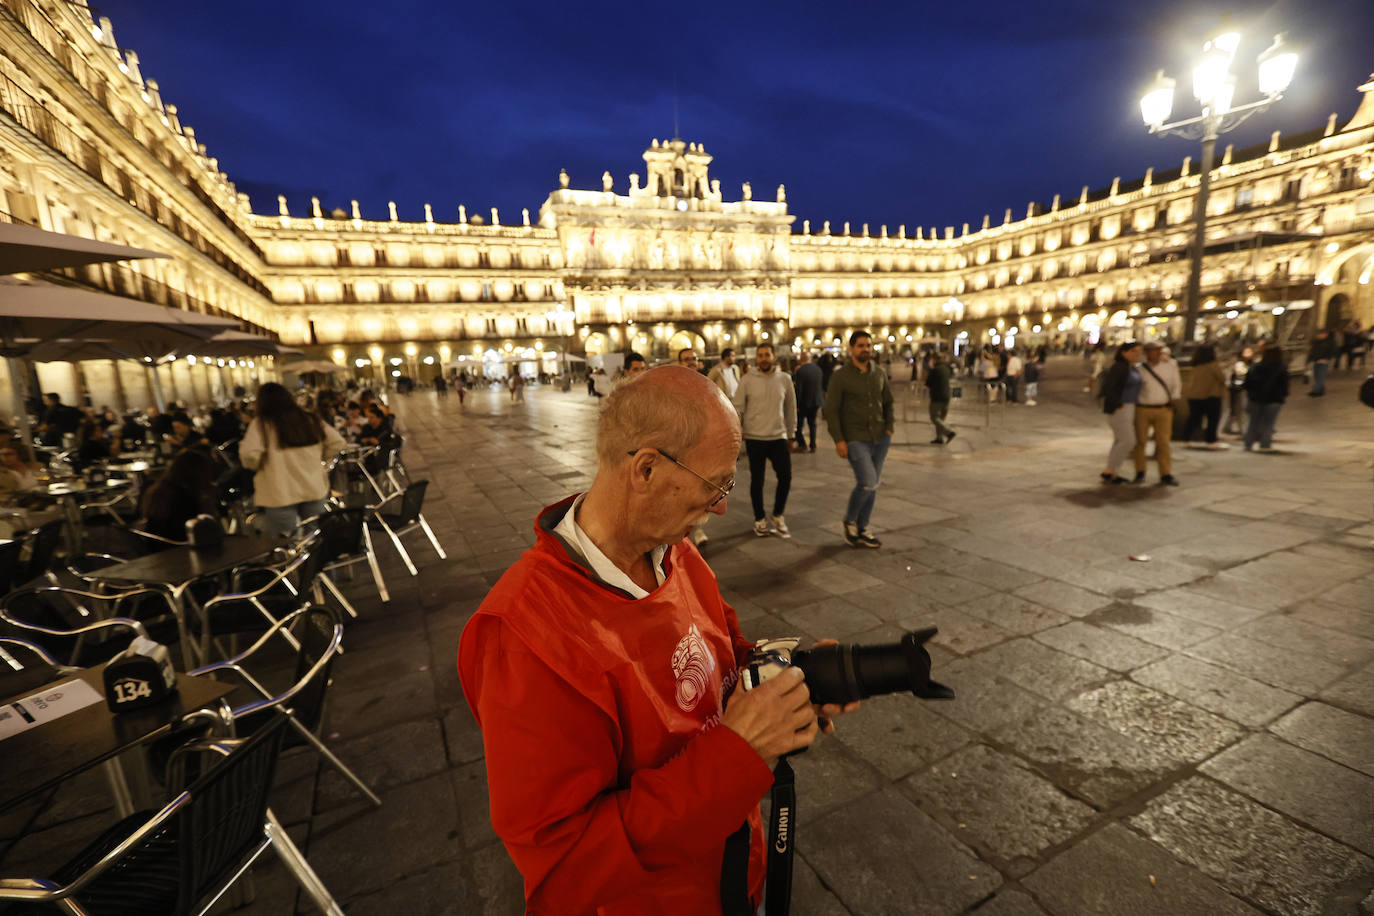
774,806,790,853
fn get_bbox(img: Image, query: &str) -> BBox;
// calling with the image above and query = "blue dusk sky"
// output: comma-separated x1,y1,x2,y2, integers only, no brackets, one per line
94,0,1374,233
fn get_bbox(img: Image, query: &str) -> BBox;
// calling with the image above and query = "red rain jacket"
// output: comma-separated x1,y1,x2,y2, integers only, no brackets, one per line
458,497,773,915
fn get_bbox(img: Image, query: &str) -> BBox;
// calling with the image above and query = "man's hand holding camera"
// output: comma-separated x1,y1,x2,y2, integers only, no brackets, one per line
723,638,862,767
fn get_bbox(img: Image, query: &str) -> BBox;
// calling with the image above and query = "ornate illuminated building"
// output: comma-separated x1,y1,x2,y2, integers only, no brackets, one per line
2,0,1373,401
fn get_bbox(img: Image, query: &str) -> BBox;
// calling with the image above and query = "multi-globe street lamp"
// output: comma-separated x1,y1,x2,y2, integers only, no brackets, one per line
1140,31,1298,346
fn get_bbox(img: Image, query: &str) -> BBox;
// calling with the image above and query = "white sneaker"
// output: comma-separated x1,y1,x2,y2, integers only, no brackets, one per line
691,526,709,546
753,519,770,537
1025,399,1037,406
770,515,791,538
1207,442,1230,450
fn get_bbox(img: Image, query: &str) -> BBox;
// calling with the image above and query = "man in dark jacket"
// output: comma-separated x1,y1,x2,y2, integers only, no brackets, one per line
822,330,894,548
37,393,81,447
925,352,956,444
1307,329,1339,396
792,351,824,452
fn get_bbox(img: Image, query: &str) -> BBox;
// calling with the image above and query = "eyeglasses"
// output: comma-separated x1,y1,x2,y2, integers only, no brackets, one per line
629,447,734,508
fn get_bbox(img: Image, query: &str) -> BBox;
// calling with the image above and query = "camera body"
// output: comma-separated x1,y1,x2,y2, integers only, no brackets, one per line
741,628,954,706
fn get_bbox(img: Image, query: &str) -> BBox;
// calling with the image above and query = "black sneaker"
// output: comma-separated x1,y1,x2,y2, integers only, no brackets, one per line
1131,472,1146,484
1160,475,1179,486
945,431,956,444
844,522,861,548
930,437,945,444
857,528,882,549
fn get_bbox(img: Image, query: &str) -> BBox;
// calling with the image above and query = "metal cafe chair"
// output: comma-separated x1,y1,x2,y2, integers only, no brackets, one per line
191,549,321,662
0,635,69,702
16,519,66,588
0,596,171,669
297,507,389,612
367,480,446,576
188,604,381,807
0,712,346,916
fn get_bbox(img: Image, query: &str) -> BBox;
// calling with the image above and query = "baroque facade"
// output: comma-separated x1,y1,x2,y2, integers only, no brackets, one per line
3,0,1373,396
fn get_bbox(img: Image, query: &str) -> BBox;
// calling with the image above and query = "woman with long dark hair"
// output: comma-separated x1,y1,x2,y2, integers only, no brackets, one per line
240,382,345,537
141,445,218,544
1098,340,1143,484
1183,344,1228,448
1243,344,1289,453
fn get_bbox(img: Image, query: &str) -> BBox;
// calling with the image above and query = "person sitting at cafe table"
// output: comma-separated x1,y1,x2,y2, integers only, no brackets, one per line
145,405,174,440
165,412,206,450
73,417,112,470
357,403,393,446
0,442,45,497
0,442,65,538
140,445,220,544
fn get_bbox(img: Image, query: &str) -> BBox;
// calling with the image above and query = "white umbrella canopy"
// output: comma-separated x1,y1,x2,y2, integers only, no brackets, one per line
0,222,169,274
0,279,238,355
0,280,240,439
173,330,301,360
281,358,343,374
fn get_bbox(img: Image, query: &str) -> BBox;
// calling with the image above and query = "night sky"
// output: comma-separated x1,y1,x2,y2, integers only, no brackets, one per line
94,0,1374,235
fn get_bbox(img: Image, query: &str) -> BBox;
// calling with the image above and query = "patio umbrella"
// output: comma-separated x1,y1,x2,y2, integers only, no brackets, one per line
0,222,169,274
281,358,343,374
0,279,239,440
172,331,302,360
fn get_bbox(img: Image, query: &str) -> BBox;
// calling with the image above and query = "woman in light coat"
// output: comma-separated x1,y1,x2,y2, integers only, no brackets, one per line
240,382,345,537
1182,344,1229,448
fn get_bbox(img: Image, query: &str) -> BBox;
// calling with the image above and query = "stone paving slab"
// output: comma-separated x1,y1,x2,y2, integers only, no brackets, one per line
993,705,1177,808
1129,776,1374,916
901,744,1095,869
1023,823,1263,916
1130,653,1302,726
804,786,1002,916
1268,701,1374,776
1200,734,1374,855
1062,679,1243,764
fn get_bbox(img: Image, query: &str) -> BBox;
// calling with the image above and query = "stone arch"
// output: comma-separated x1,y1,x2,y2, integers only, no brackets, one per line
1324,293,1352,330
667,329,706,358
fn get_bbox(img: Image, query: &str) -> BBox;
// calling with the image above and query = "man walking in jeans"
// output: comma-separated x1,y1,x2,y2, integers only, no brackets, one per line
823,330,894,548
733,343,796,538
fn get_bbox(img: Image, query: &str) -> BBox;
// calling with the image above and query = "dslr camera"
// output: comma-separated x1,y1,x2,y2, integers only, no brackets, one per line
741,627,954,705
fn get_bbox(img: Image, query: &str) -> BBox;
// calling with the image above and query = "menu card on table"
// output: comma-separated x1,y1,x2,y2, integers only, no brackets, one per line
0,678,104,741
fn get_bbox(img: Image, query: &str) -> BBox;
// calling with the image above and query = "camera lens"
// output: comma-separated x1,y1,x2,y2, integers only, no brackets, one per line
791,629,954,706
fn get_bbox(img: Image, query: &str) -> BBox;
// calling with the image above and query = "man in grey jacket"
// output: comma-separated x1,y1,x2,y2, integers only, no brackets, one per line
733,343,797,538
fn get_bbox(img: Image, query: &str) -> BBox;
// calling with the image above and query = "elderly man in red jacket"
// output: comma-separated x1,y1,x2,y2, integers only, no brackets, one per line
459,366,856,916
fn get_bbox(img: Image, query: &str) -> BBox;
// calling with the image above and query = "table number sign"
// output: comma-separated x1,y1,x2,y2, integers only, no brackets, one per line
102,637,177,712
0,678,104,741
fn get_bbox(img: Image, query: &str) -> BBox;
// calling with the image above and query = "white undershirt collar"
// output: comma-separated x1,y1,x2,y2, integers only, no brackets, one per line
553,493,667,599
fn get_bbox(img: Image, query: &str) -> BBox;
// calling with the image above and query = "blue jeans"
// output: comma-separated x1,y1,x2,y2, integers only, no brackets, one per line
844,435,891,530
1244,402,1282,450
258,499,327,538
1311,360,1330,394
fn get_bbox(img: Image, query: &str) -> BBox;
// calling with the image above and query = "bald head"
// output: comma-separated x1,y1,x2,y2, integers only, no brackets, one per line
596,365,738,467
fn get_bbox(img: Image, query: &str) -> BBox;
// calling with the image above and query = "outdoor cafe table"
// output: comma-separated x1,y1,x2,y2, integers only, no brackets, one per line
0,666,234,816
88,534,284,668
45,478,130,550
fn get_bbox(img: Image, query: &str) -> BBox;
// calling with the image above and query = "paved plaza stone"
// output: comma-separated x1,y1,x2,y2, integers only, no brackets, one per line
0,358,1371,914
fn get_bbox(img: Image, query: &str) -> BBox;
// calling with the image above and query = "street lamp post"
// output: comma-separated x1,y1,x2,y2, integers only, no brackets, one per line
1140,31,1298,346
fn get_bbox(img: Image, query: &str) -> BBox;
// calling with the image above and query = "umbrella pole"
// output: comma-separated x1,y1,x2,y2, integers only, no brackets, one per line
145,363,166,412
5,355,34,449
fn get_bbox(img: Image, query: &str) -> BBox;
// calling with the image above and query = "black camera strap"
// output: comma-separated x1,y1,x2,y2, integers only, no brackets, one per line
765,757,796,916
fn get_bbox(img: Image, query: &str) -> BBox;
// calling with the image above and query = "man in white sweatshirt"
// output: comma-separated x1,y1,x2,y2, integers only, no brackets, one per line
732,343,797,538
1133,340,1183,486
